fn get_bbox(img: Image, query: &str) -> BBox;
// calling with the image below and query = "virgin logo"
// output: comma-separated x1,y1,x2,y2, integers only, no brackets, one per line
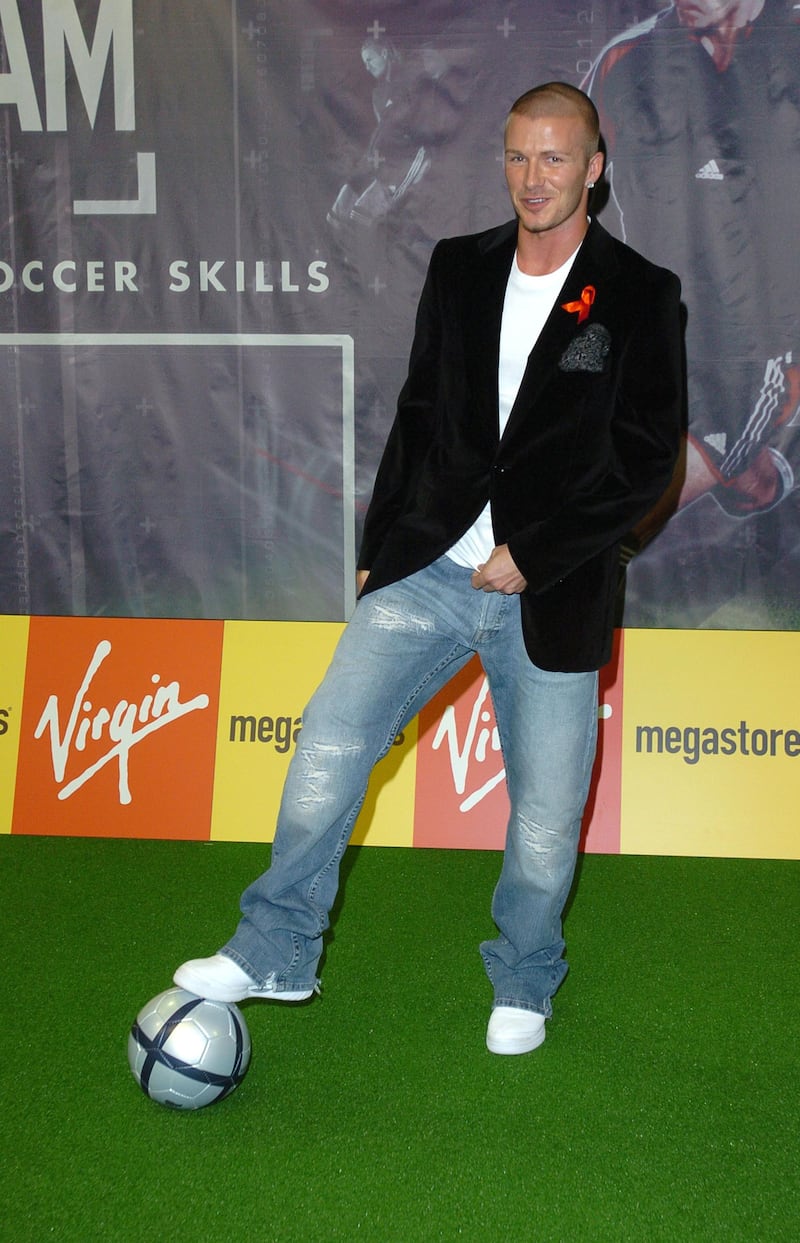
431,676,505,812
34,639,210,805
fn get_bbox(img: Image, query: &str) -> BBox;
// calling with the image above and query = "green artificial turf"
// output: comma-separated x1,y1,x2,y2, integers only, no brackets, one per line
2,835,797,1242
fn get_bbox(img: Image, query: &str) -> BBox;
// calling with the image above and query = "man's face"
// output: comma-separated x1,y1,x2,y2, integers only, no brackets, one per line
674,0,740,28
504,111,603,239
362,43,388,77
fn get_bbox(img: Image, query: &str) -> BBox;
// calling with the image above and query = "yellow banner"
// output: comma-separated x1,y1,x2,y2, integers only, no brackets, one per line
211,621,417,847
621,630,800,859
0,616,30,833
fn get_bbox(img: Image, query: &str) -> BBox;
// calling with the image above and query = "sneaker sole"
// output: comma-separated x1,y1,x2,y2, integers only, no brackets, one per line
486,1027,546,1055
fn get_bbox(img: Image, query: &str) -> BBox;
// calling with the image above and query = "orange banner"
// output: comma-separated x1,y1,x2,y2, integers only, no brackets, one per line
13,616,222,840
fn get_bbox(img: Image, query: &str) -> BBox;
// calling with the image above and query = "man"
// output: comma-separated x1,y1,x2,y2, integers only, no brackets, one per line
175,83,684,1055
584,0,800,544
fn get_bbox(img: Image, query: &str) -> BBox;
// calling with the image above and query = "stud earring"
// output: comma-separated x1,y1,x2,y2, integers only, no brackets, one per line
586,181,595,189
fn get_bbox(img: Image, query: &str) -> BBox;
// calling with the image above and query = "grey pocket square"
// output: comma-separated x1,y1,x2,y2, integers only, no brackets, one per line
559,324,611,373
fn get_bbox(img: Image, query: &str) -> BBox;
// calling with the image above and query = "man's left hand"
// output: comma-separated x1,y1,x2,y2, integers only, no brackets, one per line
471,545,527,594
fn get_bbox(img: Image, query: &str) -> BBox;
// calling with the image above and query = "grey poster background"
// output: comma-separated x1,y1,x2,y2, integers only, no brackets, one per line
1,1,798,629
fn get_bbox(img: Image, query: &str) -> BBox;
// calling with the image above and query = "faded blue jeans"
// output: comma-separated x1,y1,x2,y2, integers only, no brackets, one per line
222,554,598,1015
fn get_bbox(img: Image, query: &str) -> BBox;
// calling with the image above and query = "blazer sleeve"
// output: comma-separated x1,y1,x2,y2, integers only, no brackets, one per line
507,268,685,594
357,244,444,570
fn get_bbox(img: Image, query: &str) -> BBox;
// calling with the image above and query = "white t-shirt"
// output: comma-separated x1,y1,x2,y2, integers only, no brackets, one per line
446,244,580,570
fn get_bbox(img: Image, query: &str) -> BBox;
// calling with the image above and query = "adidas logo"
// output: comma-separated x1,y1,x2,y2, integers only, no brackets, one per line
696,159,724,180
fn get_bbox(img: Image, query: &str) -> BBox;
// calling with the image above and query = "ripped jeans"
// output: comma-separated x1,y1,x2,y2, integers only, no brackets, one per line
222,554,598,1015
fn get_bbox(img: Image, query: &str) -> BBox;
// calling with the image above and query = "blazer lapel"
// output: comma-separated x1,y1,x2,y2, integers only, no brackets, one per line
463,223,517,439
501,219,619,442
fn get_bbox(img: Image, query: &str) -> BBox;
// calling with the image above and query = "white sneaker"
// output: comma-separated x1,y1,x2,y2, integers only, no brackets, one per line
173,954,314,1003
486,1006,546,1055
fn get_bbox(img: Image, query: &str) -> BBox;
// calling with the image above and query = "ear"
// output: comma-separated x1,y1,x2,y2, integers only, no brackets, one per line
587,149,604,187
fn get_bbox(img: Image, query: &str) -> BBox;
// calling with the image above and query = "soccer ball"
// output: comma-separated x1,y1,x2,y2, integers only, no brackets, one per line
128,987,251,1110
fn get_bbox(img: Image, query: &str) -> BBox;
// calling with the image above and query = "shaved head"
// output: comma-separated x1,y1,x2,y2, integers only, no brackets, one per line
507,82,600,157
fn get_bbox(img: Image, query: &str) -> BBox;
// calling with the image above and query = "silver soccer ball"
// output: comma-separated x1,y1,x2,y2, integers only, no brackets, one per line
128,987,251,1109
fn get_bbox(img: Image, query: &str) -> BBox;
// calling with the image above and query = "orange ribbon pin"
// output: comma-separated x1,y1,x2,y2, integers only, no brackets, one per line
561,285,596,324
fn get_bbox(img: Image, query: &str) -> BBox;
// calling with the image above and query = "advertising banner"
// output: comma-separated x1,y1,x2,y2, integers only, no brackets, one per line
6,616,800,858
12,614,223,838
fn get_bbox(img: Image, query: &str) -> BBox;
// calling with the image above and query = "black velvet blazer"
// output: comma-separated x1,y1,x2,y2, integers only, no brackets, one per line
358,217,684,671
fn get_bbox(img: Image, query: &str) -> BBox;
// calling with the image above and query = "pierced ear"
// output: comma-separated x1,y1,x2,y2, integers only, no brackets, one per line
588,150,605,185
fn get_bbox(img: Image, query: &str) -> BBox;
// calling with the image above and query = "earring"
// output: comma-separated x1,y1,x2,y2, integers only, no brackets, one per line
586,181,595,189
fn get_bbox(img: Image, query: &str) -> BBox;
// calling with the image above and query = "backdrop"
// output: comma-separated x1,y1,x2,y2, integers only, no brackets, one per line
2,0,799,858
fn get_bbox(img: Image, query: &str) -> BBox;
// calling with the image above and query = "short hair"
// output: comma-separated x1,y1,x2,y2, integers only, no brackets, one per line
507,82,600,156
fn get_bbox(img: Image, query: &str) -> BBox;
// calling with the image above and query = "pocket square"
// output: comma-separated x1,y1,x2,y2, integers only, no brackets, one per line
559,324,611,373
